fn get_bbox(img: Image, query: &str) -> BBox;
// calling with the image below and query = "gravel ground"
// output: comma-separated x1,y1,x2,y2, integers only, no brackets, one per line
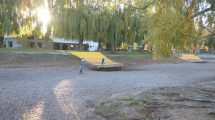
0,62,215,120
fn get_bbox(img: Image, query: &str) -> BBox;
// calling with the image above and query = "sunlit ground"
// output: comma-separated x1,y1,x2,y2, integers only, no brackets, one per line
22,80,79,120
180,54,202,61
1,60,214,119
53,80,80,120
22,101,45,120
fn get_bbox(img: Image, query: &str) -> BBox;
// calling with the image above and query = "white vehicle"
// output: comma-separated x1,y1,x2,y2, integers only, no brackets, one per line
84,41,98,52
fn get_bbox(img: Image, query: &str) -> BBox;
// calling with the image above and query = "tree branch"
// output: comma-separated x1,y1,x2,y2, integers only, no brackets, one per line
184,33,215,40
203,26,215,34
184,35,199,39
120,0,155,10
202,33,215,39
188,7,214,21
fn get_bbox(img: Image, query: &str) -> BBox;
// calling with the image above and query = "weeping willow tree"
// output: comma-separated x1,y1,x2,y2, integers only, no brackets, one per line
103,0,147,51
204,6,215,51
50,0,147,51
145,0,215,59
123,7,135,46
195,0,215,51
119,0,215,58
92,11,110,50
147,0,186,59
92,0,124,51
50,0,215,53
72,0,89,50
18,0,44,39
49,0,215,53
0,0,46,47
122,6,146,48
51,0,91,50
0,0,21,47
88,2,111,51
104,9,124,51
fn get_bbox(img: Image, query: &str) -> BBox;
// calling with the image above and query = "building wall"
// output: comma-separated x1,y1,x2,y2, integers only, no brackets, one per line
18,39,46,49
3,38,19,48
53,43,81,50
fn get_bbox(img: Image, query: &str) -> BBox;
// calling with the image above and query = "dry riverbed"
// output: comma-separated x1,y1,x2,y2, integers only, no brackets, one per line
94,81,215,120
0,51,215,120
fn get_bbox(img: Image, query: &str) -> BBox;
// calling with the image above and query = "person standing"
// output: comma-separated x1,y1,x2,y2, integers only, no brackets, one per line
79,58,85,74
101,58,105,65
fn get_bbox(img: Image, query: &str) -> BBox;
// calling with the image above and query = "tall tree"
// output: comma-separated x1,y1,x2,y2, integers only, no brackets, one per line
147,0,186,59
121,0,215,58
0,0,20,47
51,0,91,50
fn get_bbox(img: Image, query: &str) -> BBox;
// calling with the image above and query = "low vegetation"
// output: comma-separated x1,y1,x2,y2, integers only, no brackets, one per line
95,83,215,120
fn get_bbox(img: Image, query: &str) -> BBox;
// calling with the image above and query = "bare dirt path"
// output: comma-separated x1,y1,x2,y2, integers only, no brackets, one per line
0,62,215,120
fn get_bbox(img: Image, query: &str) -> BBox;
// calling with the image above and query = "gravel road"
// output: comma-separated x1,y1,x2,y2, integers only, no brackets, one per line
0,62,215,120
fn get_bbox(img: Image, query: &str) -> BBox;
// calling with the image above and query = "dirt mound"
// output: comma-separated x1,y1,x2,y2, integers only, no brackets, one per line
94,81,215,120
0,51,79,68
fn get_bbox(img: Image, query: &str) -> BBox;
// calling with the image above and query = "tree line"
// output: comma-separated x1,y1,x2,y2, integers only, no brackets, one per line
0,0,215,58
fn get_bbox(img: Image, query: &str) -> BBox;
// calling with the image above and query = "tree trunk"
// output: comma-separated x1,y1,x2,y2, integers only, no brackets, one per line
98,38,102,51
44,24,51,49
0,36,4,48
111,39,116,52
79,39,84,50
79,34,84,50
106,43,111,51
0,23,3,48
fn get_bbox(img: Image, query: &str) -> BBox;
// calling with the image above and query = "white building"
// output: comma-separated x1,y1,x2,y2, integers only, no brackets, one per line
3,36,22,48
51,37,98,51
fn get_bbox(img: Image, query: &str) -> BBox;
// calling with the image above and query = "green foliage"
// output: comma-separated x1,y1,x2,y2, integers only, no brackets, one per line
147,0,215,59
205,36,215,50
148,0,186,58
0,0,20,36
51,0,147,51
1,0,215,55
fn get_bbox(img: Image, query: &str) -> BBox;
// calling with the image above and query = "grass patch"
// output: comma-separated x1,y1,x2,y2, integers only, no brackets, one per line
160,92,181,97
140,99,163,106
117,97,141,106
95,101,120,118
0,48,56,52
103,51,151,55
0,51,80,67
95,97,160,120
138,108,154,116
0,48,89,54
108,53,153,64
153,56,179,62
